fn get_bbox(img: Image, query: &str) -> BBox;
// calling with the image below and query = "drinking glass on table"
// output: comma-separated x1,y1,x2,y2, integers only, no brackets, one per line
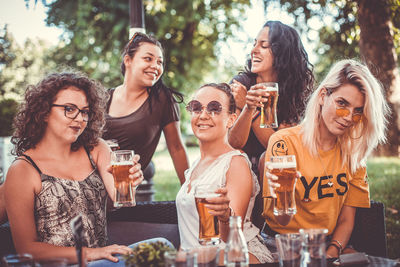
194,183,221,246
111,150,137,207
259,82,279,128
266,155,297,226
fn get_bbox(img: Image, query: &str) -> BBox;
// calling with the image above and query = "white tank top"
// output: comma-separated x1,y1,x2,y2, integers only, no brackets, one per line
176,150,260,249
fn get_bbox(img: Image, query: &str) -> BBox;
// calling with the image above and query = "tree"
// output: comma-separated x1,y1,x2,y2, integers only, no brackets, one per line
39,0,251,93
263,0,400,156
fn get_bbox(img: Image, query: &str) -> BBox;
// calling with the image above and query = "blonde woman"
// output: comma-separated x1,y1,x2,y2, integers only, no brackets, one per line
262,59,389,258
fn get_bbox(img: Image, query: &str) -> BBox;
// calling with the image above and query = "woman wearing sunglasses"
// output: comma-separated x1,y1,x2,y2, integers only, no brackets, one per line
262,59,389,258
4,72,145,263
102,32,189,185
176,83,274,264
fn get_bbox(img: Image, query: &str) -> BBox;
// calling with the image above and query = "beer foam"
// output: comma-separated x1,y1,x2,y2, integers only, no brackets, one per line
111,161,132,166
195,193,220,199
266,86,278,92
269,161,296,169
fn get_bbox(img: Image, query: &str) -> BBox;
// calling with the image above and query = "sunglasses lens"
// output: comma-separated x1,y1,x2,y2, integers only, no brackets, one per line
187,100,202,113
352,114,362,123
207,101,222,114
336,108,350,117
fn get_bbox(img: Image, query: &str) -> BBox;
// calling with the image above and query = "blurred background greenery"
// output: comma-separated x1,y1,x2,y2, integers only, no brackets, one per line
1,0,399,259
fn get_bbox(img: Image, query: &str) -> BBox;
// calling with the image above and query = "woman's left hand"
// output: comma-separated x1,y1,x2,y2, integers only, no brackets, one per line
204,187,231,223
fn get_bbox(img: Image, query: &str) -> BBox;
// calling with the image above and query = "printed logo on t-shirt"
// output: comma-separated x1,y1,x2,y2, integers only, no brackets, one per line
300,173,348,200
271,140,288,156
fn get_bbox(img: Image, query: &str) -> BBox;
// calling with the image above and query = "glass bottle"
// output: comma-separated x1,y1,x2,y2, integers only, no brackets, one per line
224,216,249,267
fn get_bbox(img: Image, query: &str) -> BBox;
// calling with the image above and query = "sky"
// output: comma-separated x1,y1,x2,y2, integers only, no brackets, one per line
0,0,316,65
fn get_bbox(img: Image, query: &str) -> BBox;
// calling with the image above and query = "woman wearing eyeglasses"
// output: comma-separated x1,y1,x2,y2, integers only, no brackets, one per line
262,59,389,258
4,72,145,263
102,32,189,185
176,83,274,264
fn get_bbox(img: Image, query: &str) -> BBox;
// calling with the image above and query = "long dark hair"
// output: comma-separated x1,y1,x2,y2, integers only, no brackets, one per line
243,21,315,124
12,71,107,156
121,32,183,106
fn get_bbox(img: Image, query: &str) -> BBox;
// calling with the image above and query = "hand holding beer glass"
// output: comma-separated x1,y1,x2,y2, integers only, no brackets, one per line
110,150,142,207
194,183,227,246
259,82,279,128
265,155,298,226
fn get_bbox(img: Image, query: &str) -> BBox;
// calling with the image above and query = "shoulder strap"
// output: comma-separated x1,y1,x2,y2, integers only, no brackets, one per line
106,88,115,113
83,146,97,169
19,154,42,174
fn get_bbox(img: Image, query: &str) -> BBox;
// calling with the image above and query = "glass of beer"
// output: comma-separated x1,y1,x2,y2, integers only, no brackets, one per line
106,139,120,151
259,82,279,128
111,150,136,207
194,183,221,246
268,155,297,225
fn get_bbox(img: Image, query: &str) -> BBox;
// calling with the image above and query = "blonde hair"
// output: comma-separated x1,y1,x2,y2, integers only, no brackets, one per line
301,59,389,173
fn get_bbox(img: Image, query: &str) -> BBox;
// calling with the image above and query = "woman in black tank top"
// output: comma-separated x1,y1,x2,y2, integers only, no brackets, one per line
3,72,144,264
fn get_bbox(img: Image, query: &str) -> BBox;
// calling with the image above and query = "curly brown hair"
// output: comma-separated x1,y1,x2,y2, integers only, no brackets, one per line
11,71,108,156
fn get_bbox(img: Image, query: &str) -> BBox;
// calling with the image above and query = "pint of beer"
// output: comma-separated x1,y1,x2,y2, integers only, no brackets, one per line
106,139,120,151
194,183,221,245
268,155,297,226
259,82,279,128
111,150,136,207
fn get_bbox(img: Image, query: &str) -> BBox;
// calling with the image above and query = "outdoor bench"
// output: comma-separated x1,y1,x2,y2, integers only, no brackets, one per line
0,200,387,258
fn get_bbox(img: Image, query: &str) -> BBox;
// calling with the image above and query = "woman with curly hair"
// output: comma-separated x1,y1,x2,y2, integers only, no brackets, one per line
103,32,189,185
229,20,315,173
4,72,144,263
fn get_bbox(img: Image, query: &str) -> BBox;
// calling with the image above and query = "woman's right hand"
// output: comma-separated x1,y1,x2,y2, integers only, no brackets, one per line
85,244,132,263
265,164,301,198
245,84,270,110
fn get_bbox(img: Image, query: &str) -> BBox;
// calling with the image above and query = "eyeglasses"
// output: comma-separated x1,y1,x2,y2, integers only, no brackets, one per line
186,100,223,117
332,99,363,123
52,104,90,122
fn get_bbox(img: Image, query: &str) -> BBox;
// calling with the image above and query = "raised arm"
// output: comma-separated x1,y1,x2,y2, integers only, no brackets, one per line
163,121,190,185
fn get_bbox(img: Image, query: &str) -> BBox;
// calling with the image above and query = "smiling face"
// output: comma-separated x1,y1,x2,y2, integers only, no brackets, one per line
46,86,89,144
251,27,277,80
190,86,236,143
319,83,365,138
125,42,164,88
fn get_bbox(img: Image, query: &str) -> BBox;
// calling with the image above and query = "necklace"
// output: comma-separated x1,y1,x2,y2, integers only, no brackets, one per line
316,144,338,188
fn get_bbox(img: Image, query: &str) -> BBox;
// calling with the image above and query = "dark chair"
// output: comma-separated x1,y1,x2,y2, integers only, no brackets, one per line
106,201,180,249
348,200,387,257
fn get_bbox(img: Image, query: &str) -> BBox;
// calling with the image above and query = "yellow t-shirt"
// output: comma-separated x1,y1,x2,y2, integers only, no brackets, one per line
263,125,370,234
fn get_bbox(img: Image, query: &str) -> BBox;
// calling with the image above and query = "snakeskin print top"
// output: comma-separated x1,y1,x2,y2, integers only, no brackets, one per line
21,149,107,248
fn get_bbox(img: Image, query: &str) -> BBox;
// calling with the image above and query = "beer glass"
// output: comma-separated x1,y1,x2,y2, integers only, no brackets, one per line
299,228,328,267
268,155,297,225
110,150,136,207
106,139,119,151
259,82,279,128
2,253,34,267
194,183,221,246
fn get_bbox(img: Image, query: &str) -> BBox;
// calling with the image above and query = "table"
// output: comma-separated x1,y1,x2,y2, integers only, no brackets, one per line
245,255,399,267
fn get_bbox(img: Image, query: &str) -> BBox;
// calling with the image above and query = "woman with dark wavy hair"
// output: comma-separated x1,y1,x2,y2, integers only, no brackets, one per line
103,32,189,185
4,72,144,263
228,21,315,173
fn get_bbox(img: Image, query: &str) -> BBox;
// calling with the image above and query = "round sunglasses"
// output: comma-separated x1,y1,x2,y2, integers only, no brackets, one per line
186,100,223,117
332,99,363,123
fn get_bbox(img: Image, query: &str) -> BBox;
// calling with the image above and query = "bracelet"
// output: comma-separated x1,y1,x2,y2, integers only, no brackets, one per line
328,239,343,255
331,239,344,252
327,243,342,255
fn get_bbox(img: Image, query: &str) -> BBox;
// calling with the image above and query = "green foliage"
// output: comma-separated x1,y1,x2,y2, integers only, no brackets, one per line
367,157,400,259
123,241,175,267
0,98,18,136
43,0,251,92
263,0,400,81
